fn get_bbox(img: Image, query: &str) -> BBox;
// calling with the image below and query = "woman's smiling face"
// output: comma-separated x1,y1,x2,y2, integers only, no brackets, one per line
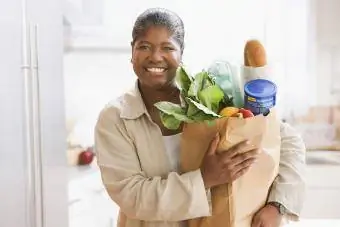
131,25,182,89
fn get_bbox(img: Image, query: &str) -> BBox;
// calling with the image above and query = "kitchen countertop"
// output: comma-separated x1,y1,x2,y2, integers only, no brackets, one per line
305,150,340,165
67,159,103,204
68,162,99,181
288,219,340,227
68,157,99,181
67,153,340,224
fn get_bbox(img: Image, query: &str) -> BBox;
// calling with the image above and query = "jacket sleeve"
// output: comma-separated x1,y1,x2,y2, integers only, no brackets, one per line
94,106,211,222
267,122,307,221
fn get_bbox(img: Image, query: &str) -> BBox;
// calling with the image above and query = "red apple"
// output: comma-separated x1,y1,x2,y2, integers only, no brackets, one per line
78,147,95,165
239,108,254,118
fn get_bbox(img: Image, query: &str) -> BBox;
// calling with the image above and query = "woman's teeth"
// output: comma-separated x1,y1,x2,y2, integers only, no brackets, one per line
146,68,166,73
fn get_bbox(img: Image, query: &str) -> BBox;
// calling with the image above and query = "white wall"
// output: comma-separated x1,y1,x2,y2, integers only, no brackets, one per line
63,0,326,147
313,0,340,105
63,51,134,147
63,0,270,147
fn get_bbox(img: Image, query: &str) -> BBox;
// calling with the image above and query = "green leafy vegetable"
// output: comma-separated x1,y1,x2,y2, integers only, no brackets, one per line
198,85,224,113
154,101,193,123
185,98,219,118
175,66,192,96
154,65,235,130
191,111,217,122
159,112,182,130
186,100,201,117
188,71,207,98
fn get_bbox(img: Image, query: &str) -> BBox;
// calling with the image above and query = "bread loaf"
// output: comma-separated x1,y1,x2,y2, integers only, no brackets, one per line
244,39,267,67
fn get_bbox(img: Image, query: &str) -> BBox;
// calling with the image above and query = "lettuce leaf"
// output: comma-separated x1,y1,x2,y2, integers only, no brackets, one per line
154,101,194,129
154,65,232,130
185,98,220,118
159,112,182,130
175,66,192,96
188,71,207,98
198,85,224,113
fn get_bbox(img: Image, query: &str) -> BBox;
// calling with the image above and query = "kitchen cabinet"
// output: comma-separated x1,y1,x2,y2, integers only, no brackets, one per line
0,0,68,226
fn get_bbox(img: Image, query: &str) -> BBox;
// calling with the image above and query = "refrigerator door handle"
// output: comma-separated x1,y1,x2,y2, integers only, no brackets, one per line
30,23,45,227
22,18,45,227
21,2,36,226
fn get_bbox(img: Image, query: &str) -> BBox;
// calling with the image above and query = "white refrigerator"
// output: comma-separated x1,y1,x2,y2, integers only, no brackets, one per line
0,0,69,226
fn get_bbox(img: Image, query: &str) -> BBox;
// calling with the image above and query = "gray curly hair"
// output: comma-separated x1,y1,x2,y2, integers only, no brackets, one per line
132,8,185,54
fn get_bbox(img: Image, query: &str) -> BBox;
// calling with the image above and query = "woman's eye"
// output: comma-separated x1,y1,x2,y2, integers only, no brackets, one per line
137,45,150,50
163,46,175,51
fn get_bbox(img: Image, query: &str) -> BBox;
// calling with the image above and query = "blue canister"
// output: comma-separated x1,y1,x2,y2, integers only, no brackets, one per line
244,79,277,115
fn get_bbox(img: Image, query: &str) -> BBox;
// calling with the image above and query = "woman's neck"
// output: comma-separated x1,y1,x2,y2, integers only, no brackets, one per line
138,81,180,110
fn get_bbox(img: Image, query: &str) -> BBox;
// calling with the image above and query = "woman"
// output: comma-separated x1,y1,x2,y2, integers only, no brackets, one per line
95,8,306,227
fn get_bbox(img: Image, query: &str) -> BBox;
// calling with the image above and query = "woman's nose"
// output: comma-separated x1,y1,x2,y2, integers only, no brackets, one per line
149,49,164,62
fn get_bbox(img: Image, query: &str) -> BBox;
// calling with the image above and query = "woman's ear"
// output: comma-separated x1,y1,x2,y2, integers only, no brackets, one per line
130,41,134,63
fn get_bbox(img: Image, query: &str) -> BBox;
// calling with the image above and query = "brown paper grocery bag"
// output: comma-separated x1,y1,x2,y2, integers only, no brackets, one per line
180,109,281,227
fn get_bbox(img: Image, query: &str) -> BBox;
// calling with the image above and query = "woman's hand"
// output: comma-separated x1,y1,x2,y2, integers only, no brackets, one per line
251,204,283,227
201,133,259,189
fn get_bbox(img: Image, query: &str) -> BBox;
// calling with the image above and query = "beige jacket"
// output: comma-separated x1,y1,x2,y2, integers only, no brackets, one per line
94,82,306,227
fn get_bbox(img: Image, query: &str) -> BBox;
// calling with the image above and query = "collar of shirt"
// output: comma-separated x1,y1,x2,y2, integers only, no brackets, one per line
119,80,149,120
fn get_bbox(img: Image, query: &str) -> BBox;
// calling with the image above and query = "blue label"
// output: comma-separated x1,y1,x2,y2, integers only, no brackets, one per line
244,94,275,115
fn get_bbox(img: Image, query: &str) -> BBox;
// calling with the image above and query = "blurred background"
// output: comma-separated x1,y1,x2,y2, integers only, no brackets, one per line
1,0,340,227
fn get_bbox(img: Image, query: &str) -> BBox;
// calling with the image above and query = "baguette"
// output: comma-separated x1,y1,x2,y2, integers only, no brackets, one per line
244,39,267,67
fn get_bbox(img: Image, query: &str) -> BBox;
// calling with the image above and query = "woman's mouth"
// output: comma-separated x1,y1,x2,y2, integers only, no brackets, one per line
145,67,167,73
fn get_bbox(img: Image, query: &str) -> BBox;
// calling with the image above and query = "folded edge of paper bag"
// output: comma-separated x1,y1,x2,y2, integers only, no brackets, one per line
218,113,267,153
180,118,228,173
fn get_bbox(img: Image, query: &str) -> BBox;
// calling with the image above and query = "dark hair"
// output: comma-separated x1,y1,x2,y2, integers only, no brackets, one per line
132,8,185,53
